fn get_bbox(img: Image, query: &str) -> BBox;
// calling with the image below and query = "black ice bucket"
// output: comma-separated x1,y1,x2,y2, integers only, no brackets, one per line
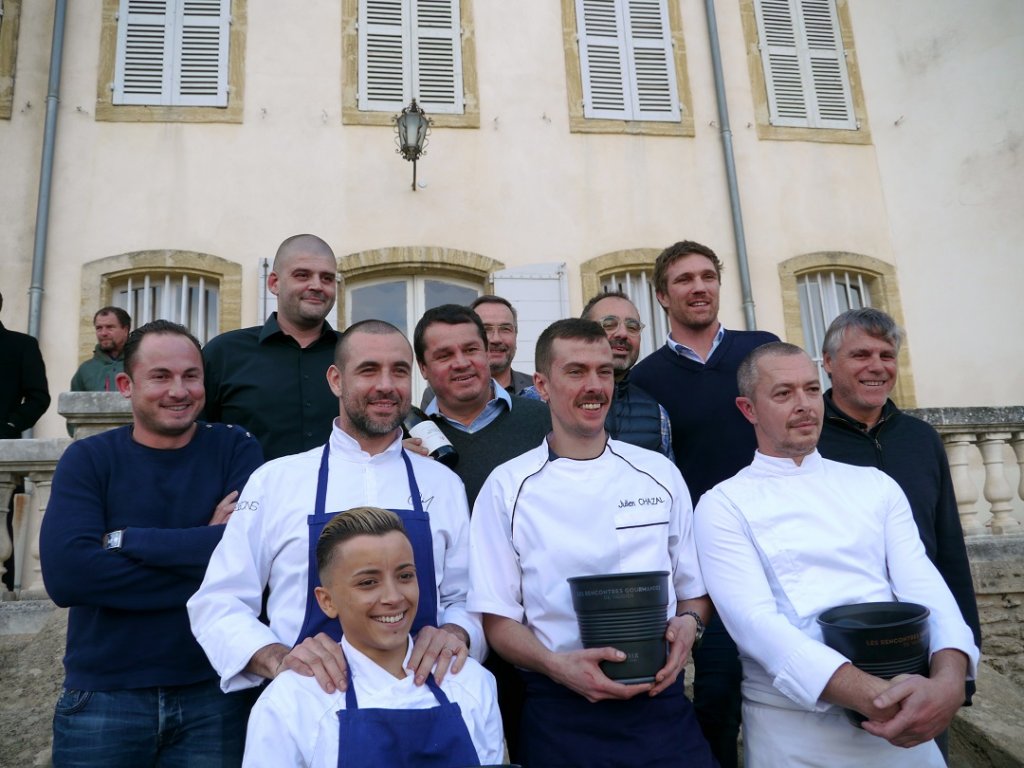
817,601,930,725
568,571,669,684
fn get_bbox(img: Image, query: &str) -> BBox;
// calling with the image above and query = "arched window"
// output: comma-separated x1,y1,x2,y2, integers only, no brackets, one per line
110,272,220,344
778,252,915,407
581,249,664,363
337,246,503,400
80,250,241,361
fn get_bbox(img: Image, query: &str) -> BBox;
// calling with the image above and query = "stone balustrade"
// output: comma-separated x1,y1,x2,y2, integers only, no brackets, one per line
910,406,1024,537
0,392,130,601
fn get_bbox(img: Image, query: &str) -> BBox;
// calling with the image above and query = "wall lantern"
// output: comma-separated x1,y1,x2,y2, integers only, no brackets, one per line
393,99,432,192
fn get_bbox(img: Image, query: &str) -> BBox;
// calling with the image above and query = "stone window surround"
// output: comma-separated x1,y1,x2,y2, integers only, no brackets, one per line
0,0,21,120
778,251,915,407
341,0,480,129
560,0,695,137
336,245,503,325
80,250,242,361
739,0,871,144
95,0,247,123
580,247,660,301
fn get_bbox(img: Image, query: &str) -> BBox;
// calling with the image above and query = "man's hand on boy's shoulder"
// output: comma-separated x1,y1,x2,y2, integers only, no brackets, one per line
407,623,470,686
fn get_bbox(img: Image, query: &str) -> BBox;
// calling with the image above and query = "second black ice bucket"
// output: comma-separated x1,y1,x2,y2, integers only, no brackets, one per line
817,601,930,725
568,571,670,684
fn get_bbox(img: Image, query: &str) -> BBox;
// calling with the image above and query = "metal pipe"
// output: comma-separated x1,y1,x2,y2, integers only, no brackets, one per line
27,0,68,341
704,0,758,330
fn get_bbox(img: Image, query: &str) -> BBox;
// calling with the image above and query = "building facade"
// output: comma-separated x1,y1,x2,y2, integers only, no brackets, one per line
1,0,1021,438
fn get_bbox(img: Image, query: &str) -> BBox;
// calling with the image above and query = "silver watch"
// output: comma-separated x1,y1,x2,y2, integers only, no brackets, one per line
103,530,124,551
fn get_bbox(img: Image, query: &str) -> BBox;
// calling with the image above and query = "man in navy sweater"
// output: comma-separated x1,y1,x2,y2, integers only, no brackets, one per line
631,240,778,768
41,320,263,767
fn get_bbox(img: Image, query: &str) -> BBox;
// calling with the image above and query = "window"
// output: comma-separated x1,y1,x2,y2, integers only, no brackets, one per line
600,270,666,362
741,0,869,143
97,0,246,122
112,272,220,344
562,0,693,135
0,0,21,120
797,269,870,386
778,252,915,406
342,0,479,127
80,250,242,362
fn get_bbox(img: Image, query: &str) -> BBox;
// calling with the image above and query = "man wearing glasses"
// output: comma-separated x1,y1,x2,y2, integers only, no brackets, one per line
580,291,674,458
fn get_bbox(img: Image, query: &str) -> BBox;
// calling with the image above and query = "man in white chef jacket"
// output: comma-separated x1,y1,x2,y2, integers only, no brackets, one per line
693,342,979,768
468,318,716,767
189,320,482,699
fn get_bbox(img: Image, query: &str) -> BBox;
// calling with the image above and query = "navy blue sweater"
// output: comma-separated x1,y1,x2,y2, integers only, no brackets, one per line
631,330,778,505
40,423,263,690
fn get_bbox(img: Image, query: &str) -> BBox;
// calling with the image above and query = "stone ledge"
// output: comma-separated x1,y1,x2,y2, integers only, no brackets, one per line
0,599,57,635
909,406,1024,430
952,661,1024,767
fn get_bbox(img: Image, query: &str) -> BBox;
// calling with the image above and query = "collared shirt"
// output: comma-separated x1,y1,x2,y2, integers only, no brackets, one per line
202,313,340,461
694,450,979,714
425,380,512,434
188,424,482,692
665,323,725,364
468,437,704,653
242,636,504,767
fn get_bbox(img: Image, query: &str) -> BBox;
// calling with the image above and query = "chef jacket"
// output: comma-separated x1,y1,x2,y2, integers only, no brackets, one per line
468,437,705,653
189,423,482,692
694,450,979,714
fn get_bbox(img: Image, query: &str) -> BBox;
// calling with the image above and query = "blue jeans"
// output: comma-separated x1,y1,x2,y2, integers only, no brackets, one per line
52,678,256,768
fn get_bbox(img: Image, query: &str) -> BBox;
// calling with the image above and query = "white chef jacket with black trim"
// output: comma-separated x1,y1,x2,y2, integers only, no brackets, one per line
468,437,705,653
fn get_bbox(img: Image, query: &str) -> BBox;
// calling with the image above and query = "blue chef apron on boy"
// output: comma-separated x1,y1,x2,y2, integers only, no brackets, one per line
337,664,480,768
294,444,438,644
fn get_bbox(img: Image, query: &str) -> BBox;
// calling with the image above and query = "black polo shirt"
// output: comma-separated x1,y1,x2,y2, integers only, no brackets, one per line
202,313,339,460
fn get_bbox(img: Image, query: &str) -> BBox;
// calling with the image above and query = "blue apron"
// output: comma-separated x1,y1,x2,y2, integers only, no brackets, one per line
337,663,481,768
293,443,439,645
518,671,717,768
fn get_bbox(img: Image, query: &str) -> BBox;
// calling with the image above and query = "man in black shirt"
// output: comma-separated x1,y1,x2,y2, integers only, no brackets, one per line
0,290,51,592
202,234,340,460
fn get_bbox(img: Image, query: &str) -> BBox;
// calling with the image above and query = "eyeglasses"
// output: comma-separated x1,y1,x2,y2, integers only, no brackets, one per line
599,316,645,335
482,323,516,336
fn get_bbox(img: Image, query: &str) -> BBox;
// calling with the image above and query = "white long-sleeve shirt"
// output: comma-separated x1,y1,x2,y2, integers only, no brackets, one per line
188,424,482,692
694,450,979,713
242,637,504,768
468,438,705,653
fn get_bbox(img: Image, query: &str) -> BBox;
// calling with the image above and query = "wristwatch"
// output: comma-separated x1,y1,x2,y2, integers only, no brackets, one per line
677,610,705,648
102,530,124,551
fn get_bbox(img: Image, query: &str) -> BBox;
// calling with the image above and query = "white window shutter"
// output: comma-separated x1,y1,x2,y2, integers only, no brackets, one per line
115,0,174,105
173,0,230,107
576,0,630,119
755,0,855,129
800,0,855,129
491,263,570,379
412,0,463,114
114,0,229,107
359,0,410,111
624,0,679,121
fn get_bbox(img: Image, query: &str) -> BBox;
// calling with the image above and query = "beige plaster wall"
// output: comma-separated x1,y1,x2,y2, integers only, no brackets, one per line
1,2,1019,438
846,1,1024,407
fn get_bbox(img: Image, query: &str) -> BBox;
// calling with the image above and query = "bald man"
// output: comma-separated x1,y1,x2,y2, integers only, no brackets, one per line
203,234,341,460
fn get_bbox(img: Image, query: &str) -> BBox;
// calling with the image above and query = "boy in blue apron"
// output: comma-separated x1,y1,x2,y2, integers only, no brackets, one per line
243,506,504,767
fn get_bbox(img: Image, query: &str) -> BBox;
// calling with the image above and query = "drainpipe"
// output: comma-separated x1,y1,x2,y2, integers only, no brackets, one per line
704,0,757,331
27,0,68,345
